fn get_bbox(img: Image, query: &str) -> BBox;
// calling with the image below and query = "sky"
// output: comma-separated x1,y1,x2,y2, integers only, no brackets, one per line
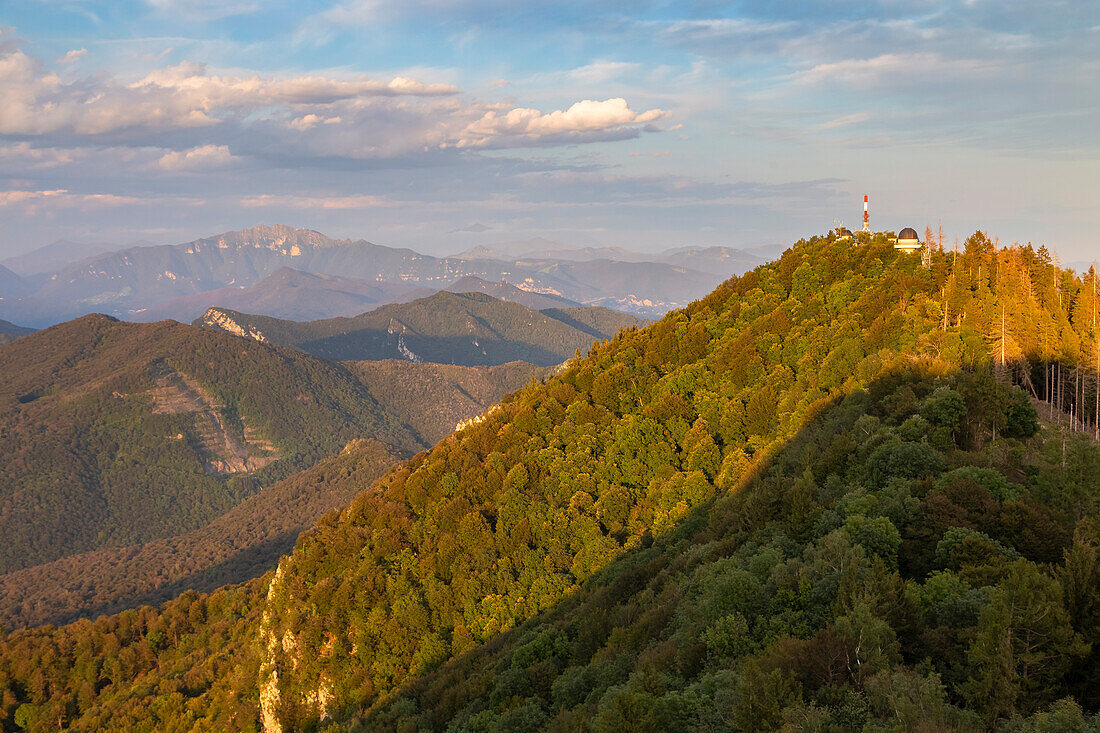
0,0,1097,260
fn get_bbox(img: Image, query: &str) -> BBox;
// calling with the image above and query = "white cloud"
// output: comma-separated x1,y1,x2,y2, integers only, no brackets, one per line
156,144,232,170
0,31,672,166
457,98,668,147
0,143,81,168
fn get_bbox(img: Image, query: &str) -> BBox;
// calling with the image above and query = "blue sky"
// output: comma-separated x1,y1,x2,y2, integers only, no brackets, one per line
0,0,1097,260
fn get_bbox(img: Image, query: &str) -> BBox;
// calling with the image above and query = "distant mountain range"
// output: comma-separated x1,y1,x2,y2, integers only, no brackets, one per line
1,238,145,277
196,290,648,366
0,264,31,299
452,238,657,263
135,267,436,323
453,237,766,274
0,225,761,326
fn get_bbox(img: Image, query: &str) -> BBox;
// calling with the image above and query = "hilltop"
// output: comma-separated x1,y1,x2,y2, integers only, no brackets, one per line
195,291,648,366
1,232,1098,731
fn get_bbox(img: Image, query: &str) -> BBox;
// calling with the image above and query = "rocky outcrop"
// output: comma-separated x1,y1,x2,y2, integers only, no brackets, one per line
199,307,267,342
148,368,277,473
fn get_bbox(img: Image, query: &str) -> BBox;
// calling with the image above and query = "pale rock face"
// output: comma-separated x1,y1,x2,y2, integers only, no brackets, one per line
257,561,335,732
455,403,500,433
201,308,267,342
258,563,286,733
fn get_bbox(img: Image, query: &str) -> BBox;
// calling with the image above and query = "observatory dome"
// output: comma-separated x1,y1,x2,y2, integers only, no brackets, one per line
895,227,921,252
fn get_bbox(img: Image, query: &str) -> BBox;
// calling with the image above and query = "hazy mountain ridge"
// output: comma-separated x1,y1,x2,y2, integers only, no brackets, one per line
452,238,655,263
442,276,579,310
1,239,142,277
659,244,766,272
0,225,744,326
451,239,766,274
135,267,435,323
0,264,30,299
195,291,648,366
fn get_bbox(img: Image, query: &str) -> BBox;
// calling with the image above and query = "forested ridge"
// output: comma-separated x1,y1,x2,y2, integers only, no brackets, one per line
195,291,649,366
1,231,1098,731
0,314,422,575
344,361,551,446
0,322,542,630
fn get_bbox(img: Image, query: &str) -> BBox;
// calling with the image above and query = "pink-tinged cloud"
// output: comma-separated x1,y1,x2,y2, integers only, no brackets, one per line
239,193,396,209
0,30,458,138
0,189,142,213
155,145,233,170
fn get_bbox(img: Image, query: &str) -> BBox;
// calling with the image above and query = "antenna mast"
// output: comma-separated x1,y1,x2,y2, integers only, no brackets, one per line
862,195,870,232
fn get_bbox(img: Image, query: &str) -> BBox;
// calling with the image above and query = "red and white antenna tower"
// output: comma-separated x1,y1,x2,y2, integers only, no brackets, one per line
862,195,870,232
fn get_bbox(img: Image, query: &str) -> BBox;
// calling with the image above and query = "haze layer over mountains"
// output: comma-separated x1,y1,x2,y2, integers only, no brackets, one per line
0,224,766,329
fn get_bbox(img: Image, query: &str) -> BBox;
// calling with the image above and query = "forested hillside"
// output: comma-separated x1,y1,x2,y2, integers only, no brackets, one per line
367,369,1098,731
0,438,404,630
0,329,542,629
0,314,421,577
1,232,1098,732
346,361,550,446
196,292,648,366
